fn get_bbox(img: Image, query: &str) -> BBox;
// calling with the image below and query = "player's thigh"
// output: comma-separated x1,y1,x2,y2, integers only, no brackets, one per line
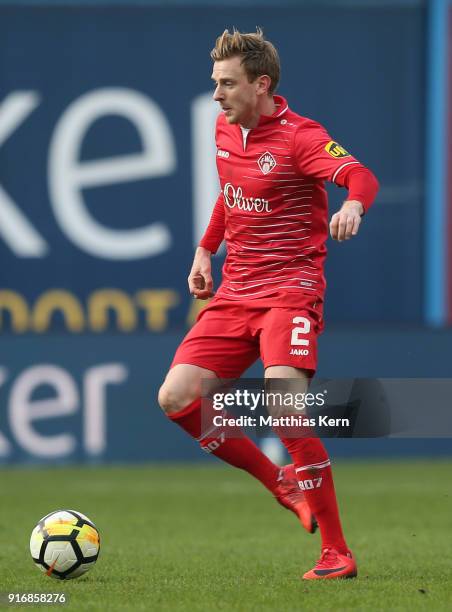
259,305,321,378
170,301,259,379
265,365,309,388
264,365,310,418
158,364,218,414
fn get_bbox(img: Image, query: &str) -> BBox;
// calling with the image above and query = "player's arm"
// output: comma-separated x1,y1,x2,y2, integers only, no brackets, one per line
188,194,225,299
188,246,214,299
294,124,379,241
329,165,379,241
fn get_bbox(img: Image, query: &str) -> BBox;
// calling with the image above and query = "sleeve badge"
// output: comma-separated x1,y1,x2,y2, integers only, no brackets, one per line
325,141,351,158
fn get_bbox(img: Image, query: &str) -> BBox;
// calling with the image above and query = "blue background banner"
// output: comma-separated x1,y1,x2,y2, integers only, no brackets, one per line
1,330,451,464
2,3,449,464
0,4,424,333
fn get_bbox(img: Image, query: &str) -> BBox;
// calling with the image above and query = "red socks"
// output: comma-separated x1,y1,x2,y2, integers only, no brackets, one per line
168,399,280,493
168,398,348,554
279,436,348,553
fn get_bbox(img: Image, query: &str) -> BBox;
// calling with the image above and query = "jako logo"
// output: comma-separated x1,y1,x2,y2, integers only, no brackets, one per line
217,149,229,158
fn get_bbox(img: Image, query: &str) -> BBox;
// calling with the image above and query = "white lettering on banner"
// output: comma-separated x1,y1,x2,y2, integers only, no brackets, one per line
0,367,12,454
223,183,272,213
0,92,48,256
191,93,221,248
48,88,175,259
83,364,128,454
0,363,128,458
9,365,79,457
0,88,224,260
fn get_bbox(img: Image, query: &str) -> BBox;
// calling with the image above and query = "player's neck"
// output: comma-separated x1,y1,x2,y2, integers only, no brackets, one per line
240,96,276,129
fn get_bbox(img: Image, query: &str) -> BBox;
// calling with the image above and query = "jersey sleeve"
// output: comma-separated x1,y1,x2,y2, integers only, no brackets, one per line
335,164,379,213
293,121,361,183
198,193,225,254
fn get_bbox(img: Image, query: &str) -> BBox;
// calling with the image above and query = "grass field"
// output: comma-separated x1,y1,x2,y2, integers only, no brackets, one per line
1,461,451,611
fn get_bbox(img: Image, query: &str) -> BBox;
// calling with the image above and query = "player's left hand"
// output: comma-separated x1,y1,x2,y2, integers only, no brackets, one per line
329,200,364,242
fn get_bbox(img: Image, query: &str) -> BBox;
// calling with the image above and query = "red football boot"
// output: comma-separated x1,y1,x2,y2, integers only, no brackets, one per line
303,548,357,580
274,464,317,534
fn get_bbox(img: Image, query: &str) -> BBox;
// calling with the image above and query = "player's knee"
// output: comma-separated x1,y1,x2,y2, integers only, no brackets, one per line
158,365,218,415
157,380,198,415
158,383,180,414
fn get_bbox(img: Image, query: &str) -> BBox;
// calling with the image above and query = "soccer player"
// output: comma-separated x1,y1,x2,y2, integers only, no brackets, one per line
158,28,379,580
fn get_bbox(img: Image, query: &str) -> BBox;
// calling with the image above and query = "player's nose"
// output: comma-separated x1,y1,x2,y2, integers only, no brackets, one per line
213,86,224,102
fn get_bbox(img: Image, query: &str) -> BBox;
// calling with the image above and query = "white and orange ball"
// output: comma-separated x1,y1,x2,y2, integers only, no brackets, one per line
30,510,100,580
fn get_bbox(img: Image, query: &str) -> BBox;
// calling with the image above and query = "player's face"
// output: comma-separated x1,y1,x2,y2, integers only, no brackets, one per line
212,56,261,127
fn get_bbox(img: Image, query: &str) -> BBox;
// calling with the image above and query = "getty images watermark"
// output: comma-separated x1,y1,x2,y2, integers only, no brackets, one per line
201,377,452,439
210,388,348,429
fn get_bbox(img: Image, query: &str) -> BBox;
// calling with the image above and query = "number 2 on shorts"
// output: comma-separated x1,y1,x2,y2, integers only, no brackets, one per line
291,316,311,346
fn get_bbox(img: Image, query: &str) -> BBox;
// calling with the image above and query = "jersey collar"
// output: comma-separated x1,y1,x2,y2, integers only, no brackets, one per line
256,95,289,126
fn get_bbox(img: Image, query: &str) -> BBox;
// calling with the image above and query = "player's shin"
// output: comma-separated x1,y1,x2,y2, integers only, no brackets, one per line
167,398,280,492
278,434,348,554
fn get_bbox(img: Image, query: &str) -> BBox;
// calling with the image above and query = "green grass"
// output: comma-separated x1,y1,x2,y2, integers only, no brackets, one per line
1,461,452,611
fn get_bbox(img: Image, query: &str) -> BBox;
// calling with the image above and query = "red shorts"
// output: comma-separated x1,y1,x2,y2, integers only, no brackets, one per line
171,295,324,378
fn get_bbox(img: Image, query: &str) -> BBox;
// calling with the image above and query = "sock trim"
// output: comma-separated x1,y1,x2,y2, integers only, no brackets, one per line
295,459,331,472
197,422,221,442
167,398,201,421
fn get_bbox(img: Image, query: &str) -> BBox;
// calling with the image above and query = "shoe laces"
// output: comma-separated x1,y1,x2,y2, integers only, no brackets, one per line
316,548,340,569
276,469,303,502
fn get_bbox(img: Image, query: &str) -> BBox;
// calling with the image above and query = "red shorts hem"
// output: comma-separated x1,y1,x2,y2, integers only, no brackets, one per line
170,359,224,378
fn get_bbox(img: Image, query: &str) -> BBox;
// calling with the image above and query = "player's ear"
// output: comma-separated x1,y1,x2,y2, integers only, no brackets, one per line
256,75,271,95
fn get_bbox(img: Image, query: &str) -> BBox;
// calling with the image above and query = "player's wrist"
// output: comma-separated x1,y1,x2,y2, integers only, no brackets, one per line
342,199,364,216
196,246,212,257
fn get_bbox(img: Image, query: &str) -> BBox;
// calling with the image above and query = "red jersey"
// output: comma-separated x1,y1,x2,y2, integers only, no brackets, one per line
200,95,378,305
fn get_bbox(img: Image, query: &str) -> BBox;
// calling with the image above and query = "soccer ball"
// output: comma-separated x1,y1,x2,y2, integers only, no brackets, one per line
30,509,100,580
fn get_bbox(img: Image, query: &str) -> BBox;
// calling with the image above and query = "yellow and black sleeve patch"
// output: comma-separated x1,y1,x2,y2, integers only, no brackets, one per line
325,141,351,158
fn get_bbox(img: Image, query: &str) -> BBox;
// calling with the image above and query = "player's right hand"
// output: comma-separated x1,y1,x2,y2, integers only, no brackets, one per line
188,247,214,299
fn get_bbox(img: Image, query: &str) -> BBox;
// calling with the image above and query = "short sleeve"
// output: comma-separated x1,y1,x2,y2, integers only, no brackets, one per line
294,121,361,183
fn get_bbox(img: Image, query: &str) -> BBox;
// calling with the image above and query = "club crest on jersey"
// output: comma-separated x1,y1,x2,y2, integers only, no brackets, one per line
257,151,277,175
325,141,351,158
